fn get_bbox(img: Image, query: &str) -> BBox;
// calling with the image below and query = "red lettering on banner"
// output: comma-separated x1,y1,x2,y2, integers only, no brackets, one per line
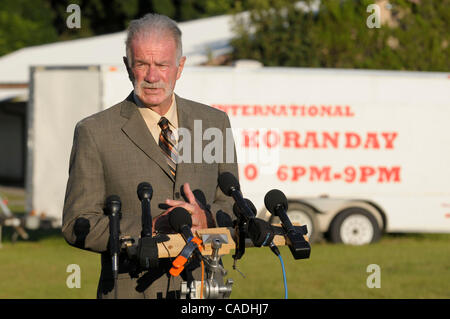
267,105,277,116
360,166,376,182
378,166,401,182
242,105,251,116
277,165,288,181
381,132,398,149
263,130,280,148
278,106,288,116
310,166,332,182
211,104,356,117
283,131,302,148
231,105,240,116
304,132,320,148
345,132,361,148
289,105,300,116
308,106,318,116
244,164,258,180
252,105,261,116
344,167,357,183
292,166,307,181
335,106,346,116
240,130,398,149
274,165,401,183
322,132,339,148
364,133,380,149
345,105,355,116
243,130,259,148
321,105,332,116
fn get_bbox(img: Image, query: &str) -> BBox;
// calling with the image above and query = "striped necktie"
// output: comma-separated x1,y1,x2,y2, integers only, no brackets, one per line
158,117,178,177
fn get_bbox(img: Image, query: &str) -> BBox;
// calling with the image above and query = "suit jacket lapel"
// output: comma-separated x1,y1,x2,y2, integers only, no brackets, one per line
120,92,175,182
175,94,197,184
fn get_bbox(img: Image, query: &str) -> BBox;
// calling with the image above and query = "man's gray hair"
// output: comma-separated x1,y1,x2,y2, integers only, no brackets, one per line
125,13,183,66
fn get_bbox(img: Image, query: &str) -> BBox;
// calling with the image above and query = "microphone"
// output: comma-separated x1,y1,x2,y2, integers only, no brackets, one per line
136,182,159,270
264,189,293,234
232,198,257,220
264,189,310,259
218,172,254,220
218,172,279,262
216,211,233,227
192,189,207,209
104,195,121,297
192,189,215,228
137,182,153,238
169,207,194,241
234,199,275,249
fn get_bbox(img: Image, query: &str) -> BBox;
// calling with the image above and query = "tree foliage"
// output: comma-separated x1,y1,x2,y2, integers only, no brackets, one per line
1,0,447,72
230,0,450,71
0,0,243,57
0,0,58,56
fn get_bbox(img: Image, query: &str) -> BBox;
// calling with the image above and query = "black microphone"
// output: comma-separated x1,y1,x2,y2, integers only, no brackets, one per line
216,211,233,227
137,182,153,238
105,195,121,297
192,189,216,228
264,189,310,259
233,198,256,221
218,172,254,220
234,199,275,249
169,207,194,241
264,189,293,234
218,173,278,259
192,189,207,209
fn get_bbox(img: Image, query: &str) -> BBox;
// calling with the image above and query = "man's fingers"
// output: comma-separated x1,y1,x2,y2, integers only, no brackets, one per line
183,183,197,205
165,199,185,206
165,200,195,214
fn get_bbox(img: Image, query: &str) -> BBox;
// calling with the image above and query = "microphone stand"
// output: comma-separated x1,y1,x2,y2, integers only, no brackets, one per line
105,195,121,299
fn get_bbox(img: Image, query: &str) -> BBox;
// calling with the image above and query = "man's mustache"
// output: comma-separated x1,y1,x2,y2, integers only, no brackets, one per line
140,81,166,89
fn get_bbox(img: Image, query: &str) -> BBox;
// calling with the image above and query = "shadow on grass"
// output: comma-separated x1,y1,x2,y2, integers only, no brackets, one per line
1,225,64,244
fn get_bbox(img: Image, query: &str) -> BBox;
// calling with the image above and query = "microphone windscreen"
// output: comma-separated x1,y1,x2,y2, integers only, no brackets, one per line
233,198,256,218
218,172,240,196
193,189,207,207
169,207,192,233
216,211,233,227
105,195,121,214
248,218,274,247
106,195,121,203
264,189,288,215
245,198,257,215
137,182,153,201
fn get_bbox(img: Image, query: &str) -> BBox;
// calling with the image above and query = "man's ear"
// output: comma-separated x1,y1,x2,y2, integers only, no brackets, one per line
123,56,134,82
176,56,186,80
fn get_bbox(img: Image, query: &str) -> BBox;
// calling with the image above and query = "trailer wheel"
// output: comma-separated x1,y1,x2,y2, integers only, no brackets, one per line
329,207,381,245
270,202,320,243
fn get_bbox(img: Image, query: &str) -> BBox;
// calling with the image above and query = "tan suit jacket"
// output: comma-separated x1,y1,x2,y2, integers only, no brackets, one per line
62,92,238,298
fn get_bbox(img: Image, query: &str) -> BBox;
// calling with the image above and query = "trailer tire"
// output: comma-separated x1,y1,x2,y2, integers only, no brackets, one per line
329,207,381,245
270,202,320,243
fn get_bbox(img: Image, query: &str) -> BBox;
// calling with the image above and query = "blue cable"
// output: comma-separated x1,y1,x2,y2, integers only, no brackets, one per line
278,254,288,299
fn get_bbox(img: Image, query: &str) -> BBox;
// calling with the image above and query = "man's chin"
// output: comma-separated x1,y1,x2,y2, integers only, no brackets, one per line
139,94,171,108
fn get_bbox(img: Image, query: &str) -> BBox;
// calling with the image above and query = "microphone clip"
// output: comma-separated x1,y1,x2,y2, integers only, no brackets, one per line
170,236,203,277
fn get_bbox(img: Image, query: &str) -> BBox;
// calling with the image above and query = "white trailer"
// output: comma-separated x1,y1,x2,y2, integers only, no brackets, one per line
26,65,450,244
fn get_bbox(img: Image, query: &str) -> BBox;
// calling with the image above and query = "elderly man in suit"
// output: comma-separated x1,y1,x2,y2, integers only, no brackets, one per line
62,13,238,299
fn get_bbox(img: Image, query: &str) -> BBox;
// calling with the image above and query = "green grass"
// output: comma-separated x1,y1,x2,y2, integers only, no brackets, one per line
0,228,449,299
223,233,450,299
0,229,100,299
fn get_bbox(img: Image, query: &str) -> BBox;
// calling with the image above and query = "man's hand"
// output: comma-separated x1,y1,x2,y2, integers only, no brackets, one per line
166,183,208,233
152,183,208,235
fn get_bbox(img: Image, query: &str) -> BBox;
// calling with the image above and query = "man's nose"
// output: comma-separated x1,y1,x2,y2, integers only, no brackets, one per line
144,65,160,83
